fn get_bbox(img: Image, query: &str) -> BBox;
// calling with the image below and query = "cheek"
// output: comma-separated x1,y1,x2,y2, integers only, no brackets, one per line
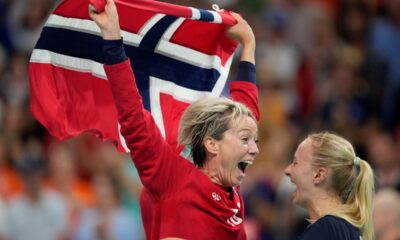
227,141,246,156
291,168,300,178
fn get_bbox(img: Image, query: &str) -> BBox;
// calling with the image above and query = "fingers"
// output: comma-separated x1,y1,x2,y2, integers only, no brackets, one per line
230,12,243,21
88,4,98,20
88,0,106,13
105,0,116,12
229,11,245,25
89,4,96,13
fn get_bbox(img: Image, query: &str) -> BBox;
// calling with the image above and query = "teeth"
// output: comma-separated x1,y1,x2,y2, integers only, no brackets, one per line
243,160,253,165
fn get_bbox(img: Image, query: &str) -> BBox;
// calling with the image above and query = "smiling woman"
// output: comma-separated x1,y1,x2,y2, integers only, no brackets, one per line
88,0,259,239
285,132,375,240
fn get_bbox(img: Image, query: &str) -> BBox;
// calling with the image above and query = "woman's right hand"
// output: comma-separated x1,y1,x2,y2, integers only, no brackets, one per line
89,0,121,40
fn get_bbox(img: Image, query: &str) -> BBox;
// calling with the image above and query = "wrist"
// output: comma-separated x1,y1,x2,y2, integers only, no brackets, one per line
242,37,255,49
240,42,255,64
101,29,121,40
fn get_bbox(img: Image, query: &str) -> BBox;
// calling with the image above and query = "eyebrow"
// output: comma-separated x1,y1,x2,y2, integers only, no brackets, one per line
238,129,258,136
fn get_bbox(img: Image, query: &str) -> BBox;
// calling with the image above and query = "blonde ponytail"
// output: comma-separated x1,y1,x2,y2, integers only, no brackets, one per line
334,159,375,240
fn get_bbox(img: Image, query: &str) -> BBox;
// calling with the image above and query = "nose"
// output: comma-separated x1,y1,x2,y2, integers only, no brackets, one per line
284,165,291,177
248,140,259,156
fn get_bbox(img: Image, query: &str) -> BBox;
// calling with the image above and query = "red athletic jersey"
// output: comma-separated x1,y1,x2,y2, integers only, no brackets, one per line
104,59,259,240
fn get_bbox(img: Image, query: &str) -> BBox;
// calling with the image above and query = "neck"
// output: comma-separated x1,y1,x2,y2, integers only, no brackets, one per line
306,191,342,221
200,160,224,187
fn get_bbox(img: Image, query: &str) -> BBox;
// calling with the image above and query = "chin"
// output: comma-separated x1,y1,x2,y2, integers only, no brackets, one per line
292,193,301,206
235,177,245,186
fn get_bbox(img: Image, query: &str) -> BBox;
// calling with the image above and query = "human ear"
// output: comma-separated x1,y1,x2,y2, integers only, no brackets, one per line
204,136,219,154
313,167,328,185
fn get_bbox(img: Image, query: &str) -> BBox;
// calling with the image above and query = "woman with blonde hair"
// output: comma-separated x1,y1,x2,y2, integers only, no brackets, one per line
285,132,374,240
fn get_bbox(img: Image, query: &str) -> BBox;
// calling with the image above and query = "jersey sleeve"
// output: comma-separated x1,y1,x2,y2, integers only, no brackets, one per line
229,61,259,120
103,41,192,199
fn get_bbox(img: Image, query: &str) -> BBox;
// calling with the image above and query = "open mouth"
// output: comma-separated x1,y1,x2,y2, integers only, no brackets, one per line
238,160,253,173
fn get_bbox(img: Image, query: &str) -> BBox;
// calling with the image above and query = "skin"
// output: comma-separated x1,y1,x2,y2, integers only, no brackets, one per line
202,115,259,187
285,138,341,221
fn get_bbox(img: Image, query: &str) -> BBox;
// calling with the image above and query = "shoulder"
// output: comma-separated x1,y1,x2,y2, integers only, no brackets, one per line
299,215,360,240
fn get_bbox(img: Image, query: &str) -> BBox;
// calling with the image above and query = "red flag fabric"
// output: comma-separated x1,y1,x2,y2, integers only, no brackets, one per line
29,0,238,152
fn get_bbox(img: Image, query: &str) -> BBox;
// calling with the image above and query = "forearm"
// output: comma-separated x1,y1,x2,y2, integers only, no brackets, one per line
239,40,255,64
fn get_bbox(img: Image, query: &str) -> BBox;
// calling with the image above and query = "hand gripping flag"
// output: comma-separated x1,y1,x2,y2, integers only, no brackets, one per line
29,0,238,152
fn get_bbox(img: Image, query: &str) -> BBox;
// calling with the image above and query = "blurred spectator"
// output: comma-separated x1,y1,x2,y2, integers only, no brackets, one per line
257,7,300,116
367,131,400,190
93,142,144,238
74,171,140,240
287,0,329,55
0,0,14,55
373,188,400,240
2,106,29,139
0,133,23,201
58,135,145,238
0,98,5,129
6,0,55,54
315,45,374,141
0,53,29,108
47,142,95,235
369,0,400,130
336,0,388,119
5,139,69,240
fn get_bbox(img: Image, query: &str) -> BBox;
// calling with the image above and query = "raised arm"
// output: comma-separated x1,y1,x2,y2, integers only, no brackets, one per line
225,13,259,120
89,0,191,198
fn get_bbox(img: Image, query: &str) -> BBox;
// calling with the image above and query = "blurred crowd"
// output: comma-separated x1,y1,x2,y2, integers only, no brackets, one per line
0,0,399,239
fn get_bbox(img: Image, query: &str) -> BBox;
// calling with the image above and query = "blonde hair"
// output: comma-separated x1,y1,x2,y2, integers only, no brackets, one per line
178,98,254,168
308,132,374,240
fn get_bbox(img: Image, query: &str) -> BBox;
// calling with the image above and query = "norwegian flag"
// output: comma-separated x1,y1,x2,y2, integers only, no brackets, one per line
29,0,238,152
